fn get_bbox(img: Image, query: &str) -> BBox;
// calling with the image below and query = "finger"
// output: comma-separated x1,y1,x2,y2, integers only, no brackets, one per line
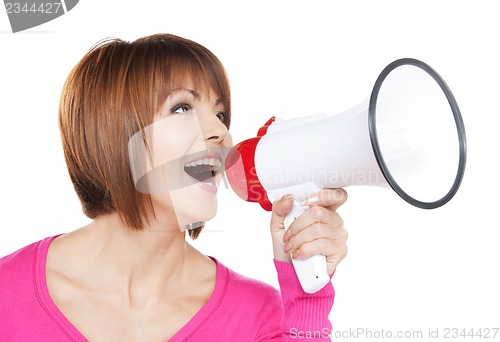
291,238,348,275
287,221,347,251
270,194,294,232
285,206,343,241
292,237,347,260
286,221,347,255
300,188,348,211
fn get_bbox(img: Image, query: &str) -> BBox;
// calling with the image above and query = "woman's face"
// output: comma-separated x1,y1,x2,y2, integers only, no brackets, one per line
128,85,232,231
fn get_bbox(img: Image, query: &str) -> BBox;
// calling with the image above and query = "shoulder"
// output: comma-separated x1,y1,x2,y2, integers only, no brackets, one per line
0,236,82,340
201,259,283,339
173,259,284,340
214,258,282,311
0,238,45,315
0,236,55,299
0,239,41,277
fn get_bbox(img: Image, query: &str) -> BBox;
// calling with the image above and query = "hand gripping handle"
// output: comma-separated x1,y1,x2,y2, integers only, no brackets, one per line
284,204,330,293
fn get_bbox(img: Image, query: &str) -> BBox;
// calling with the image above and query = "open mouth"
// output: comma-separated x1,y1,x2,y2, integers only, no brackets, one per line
184,156,223,183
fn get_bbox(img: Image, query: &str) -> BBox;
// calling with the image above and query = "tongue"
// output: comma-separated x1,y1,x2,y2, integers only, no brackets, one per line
184,165,217,182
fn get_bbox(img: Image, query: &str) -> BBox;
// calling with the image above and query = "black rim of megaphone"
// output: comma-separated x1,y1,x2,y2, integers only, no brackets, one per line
368,58,467,209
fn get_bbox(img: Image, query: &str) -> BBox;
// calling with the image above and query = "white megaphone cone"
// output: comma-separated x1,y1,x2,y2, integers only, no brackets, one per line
225,58,467,294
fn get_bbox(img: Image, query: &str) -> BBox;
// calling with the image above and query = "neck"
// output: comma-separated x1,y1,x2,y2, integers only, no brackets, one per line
67,212,200,305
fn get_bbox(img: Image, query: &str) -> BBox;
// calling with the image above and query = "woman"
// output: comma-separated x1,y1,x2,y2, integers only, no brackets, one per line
0,33,348,341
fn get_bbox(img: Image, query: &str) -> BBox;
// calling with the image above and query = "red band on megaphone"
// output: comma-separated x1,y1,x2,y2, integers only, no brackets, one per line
257,116,276,137
225,138,272,211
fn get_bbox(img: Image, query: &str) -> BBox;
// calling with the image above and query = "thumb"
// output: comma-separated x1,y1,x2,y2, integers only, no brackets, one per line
270,194,294,262
270,194,294,233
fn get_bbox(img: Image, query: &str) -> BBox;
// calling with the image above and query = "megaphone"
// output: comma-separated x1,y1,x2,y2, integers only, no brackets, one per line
225,58,467,294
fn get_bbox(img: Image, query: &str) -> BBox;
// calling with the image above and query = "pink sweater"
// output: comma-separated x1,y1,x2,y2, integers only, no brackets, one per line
0,236,334,341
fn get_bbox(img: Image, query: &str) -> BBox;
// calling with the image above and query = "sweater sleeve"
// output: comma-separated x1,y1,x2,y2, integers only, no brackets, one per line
274,259,334,341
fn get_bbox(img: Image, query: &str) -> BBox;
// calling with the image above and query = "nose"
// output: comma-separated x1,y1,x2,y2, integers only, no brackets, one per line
201,115,229,146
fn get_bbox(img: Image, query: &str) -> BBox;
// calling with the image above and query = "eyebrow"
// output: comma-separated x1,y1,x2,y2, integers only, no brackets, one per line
186,89,201,100
185,88,223,106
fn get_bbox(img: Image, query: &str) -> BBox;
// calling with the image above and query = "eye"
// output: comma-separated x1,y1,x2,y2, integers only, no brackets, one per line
216,111,229,126
171,102,193,114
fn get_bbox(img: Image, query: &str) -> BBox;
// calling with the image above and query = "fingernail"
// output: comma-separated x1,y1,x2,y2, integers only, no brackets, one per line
292,248,300,259
335,189,344,200
300,196,319,206
284,242,292,253
283,194,294,200
283,229,292,242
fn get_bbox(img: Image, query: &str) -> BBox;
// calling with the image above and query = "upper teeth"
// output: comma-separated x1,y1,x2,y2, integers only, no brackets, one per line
185,158,222,171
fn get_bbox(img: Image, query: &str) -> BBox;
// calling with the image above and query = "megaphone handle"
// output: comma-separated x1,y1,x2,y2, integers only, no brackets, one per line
284,204,330,294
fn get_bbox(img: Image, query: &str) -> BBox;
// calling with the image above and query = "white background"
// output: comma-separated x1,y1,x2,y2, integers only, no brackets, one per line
1,0,499,339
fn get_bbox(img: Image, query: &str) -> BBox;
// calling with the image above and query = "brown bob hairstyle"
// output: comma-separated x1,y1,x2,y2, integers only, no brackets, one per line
59,33,231,239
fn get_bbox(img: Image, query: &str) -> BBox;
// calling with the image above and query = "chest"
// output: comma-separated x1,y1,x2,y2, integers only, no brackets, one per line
82,301,199,341
48,281,208,341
